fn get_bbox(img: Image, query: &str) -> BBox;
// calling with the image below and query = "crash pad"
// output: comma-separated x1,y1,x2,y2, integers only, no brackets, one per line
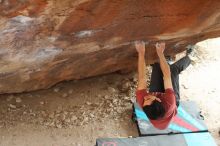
96,132,217,146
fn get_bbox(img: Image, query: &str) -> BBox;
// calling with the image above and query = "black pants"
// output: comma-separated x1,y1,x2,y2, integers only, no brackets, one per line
149,56,191,107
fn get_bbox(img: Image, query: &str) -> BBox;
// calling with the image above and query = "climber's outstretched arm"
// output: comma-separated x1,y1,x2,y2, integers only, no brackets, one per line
135,41,147,90
155,42,173,89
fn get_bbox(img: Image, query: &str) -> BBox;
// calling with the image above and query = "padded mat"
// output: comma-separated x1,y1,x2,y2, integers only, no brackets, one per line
96,132,217,146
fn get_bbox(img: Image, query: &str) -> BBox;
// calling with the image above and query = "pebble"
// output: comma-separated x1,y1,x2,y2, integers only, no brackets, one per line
112,99,118,104
27,94,33,98
49,122,55,127
86,101,92,105
40,101,44,105
108,87,117,93
55,113,60,118
7,95,14,102
44,122,50,126
60,114,66,121
15,97,22,103
124,96,130,101
123,81,131,90
119,80,131,92
71,115,77,121
56,123,62,129
65,118,71,123
62,93,68,98
9,104,16,109
104,95,109,99
30,112,36,117
182,84,189,89
63,111,68,115
54,87,60,92
116,108,122,114
83,117,89,123
41,111,47,117
133,77,137,82
49,112,55,119
68,89,73,94
89,114,95,118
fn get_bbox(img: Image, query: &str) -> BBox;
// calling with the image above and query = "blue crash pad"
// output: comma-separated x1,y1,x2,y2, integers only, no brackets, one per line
96,101,217,146
96,132,217,146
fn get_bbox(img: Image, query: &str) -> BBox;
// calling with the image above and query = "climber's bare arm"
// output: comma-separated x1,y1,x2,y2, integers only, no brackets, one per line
136,41,147,90
156,42,173,89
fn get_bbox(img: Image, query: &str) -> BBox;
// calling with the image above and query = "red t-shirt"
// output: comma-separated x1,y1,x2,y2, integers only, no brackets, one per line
136,88,177,130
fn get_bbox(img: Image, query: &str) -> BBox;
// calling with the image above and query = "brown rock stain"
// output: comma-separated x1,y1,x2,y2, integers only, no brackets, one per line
0,0,47,17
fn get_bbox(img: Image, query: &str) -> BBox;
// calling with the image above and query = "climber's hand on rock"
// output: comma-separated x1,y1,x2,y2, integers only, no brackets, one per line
135,41,145,55
156,42,165,56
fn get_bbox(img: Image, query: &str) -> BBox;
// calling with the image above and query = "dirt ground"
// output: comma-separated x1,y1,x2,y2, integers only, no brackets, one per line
0,38,220,146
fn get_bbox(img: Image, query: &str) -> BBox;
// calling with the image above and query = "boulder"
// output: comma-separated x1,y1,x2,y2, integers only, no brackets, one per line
0,0,220,93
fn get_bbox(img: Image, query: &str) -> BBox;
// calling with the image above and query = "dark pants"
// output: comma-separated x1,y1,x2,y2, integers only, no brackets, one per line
149,56,191,107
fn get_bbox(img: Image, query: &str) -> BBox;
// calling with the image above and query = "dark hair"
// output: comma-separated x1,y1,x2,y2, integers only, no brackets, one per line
143,100,165,120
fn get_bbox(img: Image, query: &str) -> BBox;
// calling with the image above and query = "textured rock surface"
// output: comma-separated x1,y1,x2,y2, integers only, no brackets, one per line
0,0,220,93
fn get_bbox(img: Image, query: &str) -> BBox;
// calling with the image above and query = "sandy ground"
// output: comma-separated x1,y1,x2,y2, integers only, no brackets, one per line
0,38,220,146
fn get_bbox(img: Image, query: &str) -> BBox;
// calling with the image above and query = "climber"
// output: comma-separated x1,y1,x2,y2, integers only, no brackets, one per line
135,41,191,130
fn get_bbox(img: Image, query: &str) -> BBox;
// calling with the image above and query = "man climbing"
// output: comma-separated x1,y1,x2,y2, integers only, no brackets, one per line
135,41,191,130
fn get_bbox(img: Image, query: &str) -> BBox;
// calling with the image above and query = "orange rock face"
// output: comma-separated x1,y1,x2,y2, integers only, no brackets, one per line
0,0,220,93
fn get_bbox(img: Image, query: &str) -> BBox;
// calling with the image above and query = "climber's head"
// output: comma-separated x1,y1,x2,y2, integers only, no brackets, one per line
142,95,165,120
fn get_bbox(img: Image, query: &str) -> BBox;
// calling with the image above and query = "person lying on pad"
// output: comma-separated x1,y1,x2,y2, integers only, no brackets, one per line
135,41,191,129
